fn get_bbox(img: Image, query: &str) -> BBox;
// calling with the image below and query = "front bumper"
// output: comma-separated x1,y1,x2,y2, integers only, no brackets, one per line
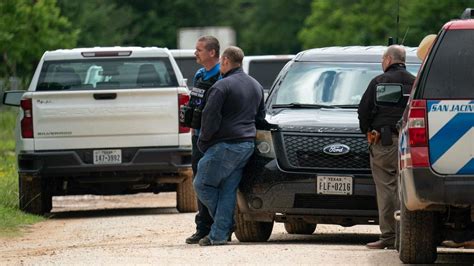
239,155,378,223
401,167,474,210
18,147,192,178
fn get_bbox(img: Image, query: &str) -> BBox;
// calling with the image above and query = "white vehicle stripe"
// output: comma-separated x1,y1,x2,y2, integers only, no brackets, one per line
428,100,470,137
432,127,473,174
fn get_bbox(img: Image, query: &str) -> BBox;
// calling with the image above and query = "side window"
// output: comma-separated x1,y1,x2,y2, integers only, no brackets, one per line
174,57,201,87
422,30,474,98
248,60,291,92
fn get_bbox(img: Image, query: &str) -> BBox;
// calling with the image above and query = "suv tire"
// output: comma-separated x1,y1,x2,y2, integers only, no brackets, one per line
176,170,197,213
399,203,438,264
19,174,52,215
235,208,273,242
284,221,317,234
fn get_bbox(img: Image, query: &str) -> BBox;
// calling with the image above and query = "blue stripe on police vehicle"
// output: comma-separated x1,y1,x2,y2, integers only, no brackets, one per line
428,100,474,175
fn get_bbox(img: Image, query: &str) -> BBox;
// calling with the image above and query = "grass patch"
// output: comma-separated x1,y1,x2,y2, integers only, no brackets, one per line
0,107,44,237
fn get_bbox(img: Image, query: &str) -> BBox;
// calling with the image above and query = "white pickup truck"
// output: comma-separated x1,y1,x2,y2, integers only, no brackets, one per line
2,47,196,215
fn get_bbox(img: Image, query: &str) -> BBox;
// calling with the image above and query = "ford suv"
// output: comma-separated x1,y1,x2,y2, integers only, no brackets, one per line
234,46,420,242
3,47,196,215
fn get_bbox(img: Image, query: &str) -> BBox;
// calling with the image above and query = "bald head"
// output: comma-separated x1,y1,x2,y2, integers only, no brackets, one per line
385,45,406,62
382,45,406,71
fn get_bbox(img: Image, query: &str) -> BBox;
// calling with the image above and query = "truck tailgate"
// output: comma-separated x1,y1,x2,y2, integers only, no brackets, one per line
32,88,179,150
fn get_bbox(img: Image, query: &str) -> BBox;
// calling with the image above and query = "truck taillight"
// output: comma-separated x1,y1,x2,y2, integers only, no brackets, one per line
407,99,429,167
178,93,190,133
20,98,33,138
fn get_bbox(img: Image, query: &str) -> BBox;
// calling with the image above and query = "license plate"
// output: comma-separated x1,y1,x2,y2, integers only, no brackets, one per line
93,149,122,164
316,175,353,195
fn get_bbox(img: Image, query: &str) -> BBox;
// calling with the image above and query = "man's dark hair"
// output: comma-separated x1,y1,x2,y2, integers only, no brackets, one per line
222,46,244,65
198,36,220,58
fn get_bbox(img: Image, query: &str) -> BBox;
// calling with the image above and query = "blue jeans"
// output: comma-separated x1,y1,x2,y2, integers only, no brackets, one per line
193,141,255,243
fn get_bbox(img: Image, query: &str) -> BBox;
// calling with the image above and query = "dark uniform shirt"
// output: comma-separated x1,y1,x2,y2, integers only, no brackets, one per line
358,63,415,134
189,63,220,135
198,67,265,152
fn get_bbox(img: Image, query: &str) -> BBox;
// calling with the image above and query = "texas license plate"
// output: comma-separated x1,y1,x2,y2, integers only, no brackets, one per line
316,175,353,195
93,149,122,164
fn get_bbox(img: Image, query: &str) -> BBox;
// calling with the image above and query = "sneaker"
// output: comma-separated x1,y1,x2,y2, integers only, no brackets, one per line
185,231,208,244
198,236,227,246
441,240,465,248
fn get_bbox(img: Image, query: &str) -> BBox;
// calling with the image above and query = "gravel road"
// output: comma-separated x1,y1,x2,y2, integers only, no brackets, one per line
1,193,473,265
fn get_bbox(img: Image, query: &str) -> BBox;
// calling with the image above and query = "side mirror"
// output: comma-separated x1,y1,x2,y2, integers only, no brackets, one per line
417,34,437,61
375,83,404,105
2,90,25,107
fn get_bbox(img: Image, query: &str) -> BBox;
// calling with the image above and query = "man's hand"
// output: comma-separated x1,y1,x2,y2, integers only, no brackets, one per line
367,130,380,144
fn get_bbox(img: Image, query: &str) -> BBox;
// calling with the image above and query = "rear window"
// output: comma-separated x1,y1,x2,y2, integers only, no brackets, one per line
174,57,200,87
36,58,178,91
421,30,474,98
248,59,291,92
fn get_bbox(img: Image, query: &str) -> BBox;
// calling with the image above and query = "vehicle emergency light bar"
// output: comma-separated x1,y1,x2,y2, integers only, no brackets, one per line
81,51,132,57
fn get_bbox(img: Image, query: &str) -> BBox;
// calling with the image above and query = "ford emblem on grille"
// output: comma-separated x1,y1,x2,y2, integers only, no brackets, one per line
322,143,350,155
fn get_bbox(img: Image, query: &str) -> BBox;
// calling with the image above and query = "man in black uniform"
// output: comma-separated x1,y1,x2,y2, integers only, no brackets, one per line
183,36,221,244
358,45,415,249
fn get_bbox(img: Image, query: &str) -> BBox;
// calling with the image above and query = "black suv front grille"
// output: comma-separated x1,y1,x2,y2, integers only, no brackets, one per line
280,133,370,170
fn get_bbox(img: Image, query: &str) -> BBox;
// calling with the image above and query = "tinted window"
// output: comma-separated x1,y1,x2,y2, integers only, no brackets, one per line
269,62,419,106
174,57,201,87
422,30,474,98
248,60,291,92
37,58,178,91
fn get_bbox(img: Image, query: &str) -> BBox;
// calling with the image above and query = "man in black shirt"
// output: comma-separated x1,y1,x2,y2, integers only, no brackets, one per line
193,46,265,246
358,45,415,249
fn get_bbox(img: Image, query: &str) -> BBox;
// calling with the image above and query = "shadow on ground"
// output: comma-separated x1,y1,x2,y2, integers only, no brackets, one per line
46,206,179,220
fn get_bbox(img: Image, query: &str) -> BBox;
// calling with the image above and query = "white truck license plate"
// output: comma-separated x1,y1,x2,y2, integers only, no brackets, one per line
93,149,122,164
317,175,353,195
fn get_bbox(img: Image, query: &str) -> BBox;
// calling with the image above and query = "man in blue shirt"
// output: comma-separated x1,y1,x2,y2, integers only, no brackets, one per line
185,36,221,244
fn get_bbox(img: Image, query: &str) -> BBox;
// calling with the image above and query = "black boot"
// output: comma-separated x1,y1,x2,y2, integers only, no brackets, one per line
186,231,209,244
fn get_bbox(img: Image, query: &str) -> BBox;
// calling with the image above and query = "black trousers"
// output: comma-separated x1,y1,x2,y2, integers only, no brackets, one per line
192,135,213,233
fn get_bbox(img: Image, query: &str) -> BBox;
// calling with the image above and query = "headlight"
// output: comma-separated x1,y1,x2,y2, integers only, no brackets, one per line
255,130,275,158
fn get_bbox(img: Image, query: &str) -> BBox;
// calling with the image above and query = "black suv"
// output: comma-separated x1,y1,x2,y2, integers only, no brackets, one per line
234,46,420,242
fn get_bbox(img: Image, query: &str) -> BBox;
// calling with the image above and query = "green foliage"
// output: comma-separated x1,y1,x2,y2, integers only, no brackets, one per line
401,0,474,47
57,0,136,47
234,0,312,54
299,0,401,48
0,0,78,79
0,108,43,236
299,0,474,49
118,0,233,48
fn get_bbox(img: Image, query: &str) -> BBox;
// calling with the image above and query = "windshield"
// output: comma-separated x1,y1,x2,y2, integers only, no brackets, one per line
269,62,419,107
37,58,178,91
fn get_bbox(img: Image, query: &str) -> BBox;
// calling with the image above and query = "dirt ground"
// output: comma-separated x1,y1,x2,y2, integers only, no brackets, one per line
0,193,473,265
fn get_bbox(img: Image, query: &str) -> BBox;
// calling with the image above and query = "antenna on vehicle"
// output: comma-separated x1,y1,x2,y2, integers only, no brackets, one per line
401,27,409,45
396,0,400,44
